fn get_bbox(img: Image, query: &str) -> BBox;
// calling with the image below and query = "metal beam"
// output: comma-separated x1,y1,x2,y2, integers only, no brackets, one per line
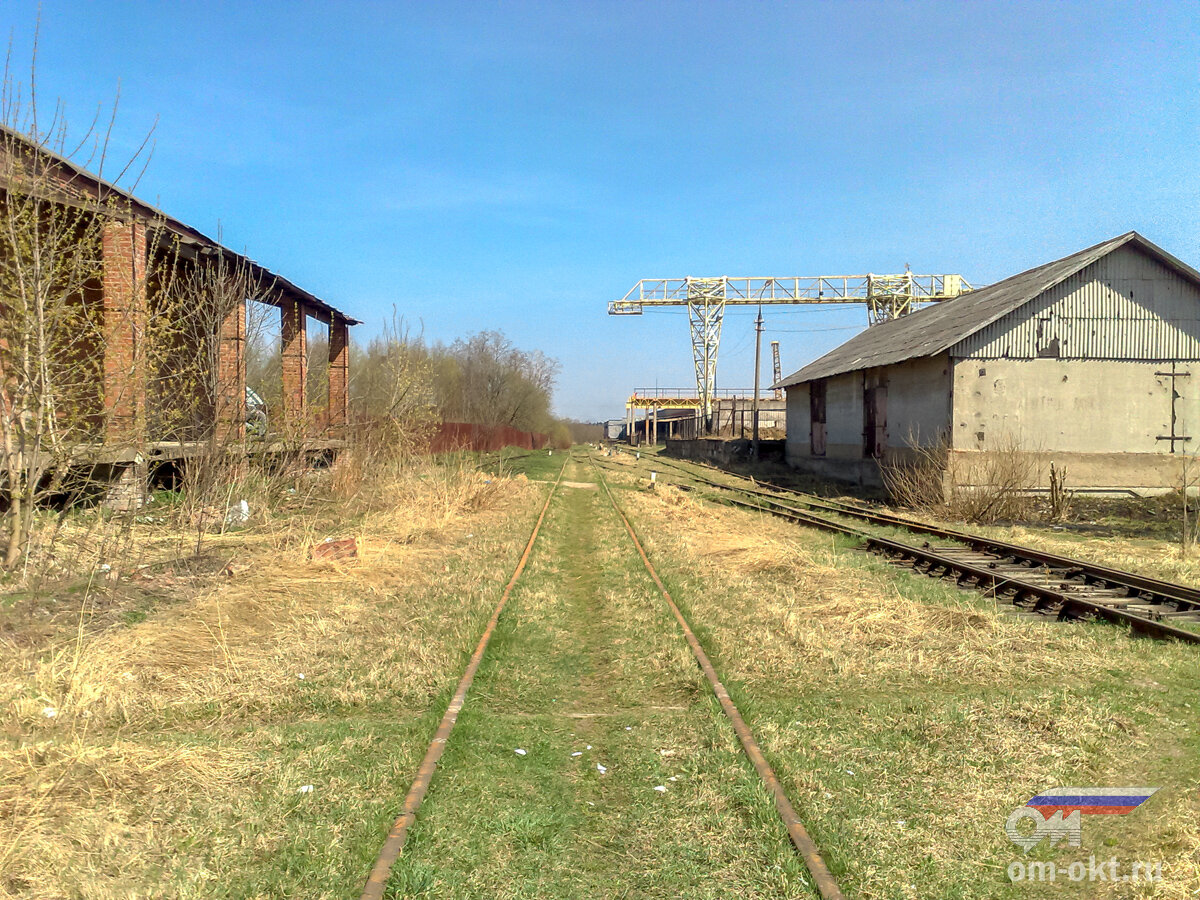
610,273,970,315
610,271,973,429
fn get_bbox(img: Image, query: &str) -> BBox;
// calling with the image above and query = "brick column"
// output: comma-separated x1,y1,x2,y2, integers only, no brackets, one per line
216,299,246,441
327,316,349,435
280,299,308,428
102,220,148,443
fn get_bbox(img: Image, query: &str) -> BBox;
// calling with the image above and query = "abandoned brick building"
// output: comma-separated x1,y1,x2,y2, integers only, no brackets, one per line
0,124,359,493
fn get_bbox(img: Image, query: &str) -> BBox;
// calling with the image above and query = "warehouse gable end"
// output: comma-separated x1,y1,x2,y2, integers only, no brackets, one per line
777,233,1200,494
775,232,1200,387
953,243,1200,361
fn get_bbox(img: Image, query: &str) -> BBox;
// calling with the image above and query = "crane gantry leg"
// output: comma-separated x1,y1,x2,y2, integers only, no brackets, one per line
686,278,727,432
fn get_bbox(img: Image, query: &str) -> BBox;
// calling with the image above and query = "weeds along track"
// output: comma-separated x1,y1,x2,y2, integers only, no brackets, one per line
604,450,1200,645
362,453,844,897
359,459,567,900
588,455,846,900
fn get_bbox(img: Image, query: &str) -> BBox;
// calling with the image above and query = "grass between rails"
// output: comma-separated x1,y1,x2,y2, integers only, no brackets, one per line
389,455,817,898
0,453,548,899
601,450,1200,899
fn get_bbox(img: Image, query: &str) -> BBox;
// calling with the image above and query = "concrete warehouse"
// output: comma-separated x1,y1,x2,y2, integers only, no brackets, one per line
776,232,1200,495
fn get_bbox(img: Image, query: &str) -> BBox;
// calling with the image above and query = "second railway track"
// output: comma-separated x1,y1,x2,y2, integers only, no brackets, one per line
603,449,1200,645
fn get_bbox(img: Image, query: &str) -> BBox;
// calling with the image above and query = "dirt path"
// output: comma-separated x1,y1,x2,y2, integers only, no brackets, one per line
387,458,815,898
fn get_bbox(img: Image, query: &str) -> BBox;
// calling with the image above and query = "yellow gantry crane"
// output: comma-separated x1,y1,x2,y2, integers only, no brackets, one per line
609,271,973,428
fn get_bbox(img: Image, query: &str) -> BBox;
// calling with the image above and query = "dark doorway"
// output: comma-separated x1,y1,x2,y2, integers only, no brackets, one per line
863,377,887,459
810,380,827,456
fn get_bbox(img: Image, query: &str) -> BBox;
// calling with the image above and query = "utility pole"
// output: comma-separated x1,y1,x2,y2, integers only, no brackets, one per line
752,305,763,460
771,340,783,399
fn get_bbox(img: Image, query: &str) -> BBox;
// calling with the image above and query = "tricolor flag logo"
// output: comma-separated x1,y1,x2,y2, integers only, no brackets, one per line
1026,787,1159,817
1006,787,1160,852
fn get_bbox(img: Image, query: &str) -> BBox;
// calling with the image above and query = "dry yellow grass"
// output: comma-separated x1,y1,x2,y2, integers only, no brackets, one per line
0,455,541,898
621,481,1200,900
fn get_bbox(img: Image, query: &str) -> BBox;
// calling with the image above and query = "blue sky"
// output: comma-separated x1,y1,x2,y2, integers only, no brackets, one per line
6,1,1199,421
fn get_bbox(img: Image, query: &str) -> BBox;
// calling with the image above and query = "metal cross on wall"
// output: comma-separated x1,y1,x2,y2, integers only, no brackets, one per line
1156,366,1192,453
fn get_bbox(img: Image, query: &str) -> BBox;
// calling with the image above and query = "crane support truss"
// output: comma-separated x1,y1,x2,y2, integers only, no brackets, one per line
686,279,726,430
609,273,972,429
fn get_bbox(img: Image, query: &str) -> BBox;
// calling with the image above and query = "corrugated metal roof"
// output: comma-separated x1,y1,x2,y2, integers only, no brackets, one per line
0,124,360,325
774,232,1200,387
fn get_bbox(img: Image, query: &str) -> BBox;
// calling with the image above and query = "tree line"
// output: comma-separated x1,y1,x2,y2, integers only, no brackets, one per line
246,314,573,446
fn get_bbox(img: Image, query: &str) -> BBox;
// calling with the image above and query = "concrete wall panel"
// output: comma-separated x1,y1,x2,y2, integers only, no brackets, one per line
883,354,952,448
951,358,1194,455
784,383,811,464
825,371,862,453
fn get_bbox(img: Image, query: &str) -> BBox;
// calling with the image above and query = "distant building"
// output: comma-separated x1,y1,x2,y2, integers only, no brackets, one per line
775,232,1200,495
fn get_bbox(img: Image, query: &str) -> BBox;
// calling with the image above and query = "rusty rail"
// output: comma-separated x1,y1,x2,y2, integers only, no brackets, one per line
359,460,566,900
591,459,846,900
620,451,1200,645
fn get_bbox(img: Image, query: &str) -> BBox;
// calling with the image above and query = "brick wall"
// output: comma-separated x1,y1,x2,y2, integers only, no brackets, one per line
102,221,147,442
327,316,349,435
216,298,247,441
430,422,548,453
280,299,308,426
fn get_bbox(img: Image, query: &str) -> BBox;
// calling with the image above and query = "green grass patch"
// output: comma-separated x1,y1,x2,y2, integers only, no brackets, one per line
389,459,818,898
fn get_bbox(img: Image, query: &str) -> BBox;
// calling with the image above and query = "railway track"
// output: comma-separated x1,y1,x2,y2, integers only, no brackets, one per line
609,450,1200,645
590,456,844,900
360,459,566,900
361,454,844,899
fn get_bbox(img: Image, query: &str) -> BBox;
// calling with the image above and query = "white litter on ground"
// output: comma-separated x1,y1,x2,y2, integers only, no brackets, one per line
514,748,527,756
596,764,607,774
41,706,56,718
653,785,667,792
298,785,313,794
571,751,583,757
225,500,250,526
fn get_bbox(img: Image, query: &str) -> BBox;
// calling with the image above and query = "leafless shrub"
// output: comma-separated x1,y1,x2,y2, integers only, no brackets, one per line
1047,461,1073,522
880,432,948,511
883,430,1039,523
948,435,1039,522
1180,455,1200,556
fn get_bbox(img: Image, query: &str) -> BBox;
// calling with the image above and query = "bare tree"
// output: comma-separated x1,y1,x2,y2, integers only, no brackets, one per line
151,246,280,544
433,330,559,433
0,39,154,567
351,309,437,454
